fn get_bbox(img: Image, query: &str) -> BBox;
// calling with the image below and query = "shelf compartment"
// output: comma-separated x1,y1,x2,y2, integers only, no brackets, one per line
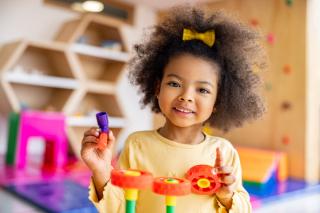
10,83,73,112
73,92,124,117
55,13,128,50
81,21,124,48
9,41,74,78
86,80,116,94
76,53,126,82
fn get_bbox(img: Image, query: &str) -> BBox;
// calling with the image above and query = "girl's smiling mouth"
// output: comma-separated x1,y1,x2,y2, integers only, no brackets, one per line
173,106,195,114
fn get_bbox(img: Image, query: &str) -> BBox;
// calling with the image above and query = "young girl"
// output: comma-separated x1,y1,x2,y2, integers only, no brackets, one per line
81,6,266,213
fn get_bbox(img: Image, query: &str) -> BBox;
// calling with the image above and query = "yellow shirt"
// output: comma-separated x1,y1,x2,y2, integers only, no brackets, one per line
88,130,252,213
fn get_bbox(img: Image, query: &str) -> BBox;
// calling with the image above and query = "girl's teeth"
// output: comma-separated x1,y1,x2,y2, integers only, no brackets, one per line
176,108,192,113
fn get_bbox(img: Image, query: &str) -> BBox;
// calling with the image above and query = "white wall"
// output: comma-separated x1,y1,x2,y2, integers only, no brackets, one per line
115,4,157,152
0,0,155,154
0,0,77,43
305,0,320,182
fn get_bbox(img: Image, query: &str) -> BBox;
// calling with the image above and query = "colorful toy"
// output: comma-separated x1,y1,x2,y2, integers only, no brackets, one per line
16,110,68,169
4,180,97,213
111,169,153,213
5,112,20,165
186,165,220,195
96,112,109,150
237,146,288,187
153,177,191,213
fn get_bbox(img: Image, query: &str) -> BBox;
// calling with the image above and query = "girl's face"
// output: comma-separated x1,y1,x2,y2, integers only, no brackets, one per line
157,54,219,128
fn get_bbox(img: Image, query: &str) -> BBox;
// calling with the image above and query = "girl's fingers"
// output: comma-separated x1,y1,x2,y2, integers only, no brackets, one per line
218,175,236,185
82,141,98,149
212,166,233,175
214,147,222,168
84,127,100,137
106,130,115,150
82,136,98,143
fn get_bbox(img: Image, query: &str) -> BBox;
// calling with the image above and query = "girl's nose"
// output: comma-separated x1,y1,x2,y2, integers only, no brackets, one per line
178,95,193,102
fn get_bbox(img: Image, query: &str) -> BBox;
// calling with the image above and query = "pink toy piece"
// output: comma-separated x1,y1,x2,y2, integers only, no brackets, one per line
16,110,68,170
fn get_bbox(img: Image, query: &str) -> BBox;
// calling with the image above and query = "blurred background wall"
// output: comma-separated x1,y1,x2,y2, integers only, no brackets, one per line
155,0,320,182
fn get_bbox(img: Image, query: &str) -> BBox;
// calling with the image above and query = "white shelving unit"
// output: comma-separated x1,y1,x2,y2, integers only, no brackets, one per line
71,44,130,62
4,72,79,89
67,115,126,128
0,13,131,158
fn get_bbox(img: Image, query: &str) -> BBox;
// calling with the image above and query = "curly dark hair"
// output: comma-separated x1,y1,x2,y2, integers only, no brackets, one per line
129,5,267,131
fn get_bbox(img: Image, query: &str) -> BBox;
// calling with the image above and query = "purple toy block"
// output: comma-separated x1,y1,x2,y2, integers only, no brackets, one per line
5,180,97,213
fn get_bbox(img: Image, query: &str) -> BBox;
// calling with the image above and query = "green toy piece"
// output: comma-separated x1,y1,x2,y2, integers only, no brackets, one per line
5,112,20,165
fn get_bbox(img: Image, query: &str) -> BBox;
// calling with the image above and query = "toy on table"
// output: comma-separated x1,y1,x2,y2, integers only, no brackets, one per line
185,165,221,195
153,177,191,213
96,112,109,150
111,169,153,213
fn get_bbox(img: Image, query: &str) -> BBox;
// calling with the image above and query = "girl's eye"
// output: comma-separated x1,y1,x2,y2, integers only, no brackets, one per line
167,81,180,87
199,88,210,94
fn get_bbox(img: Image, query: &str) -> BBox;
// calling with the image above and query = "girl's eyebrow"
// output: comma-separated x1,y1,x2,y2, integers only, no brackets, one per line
166,73,214,88
197,81,214,88
166,73,181,79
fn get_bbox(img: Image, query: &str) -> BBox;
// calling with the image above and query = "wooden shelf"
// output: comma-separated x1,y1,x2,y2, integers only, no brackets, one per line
10,40,74,78
55,13,129,50
76,53,126,82
86,80,116,94
0,13,130,159
67,115,126,128
71,44,129,61
73,91,124,117
4,72,78,89
10,83,73,111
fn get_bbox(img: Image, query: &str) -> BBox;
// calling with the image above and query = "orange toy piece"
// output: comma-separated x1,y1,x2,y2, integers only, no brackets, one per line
111,169,153,213
153,177,191,196
97,132,108,150
153,177,191,213
111,169,153,189
96,112,109,150
186,165,221,195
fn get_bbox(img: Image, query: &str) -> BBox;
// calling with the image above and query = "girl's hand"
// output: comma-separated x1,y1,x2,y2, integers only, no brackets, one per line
212,148,236,209
81,127,115,178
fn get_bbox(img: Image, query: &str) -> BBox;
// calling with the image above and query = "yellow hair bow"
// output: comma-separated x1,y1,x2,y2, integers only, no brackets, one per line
182,28,215,47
